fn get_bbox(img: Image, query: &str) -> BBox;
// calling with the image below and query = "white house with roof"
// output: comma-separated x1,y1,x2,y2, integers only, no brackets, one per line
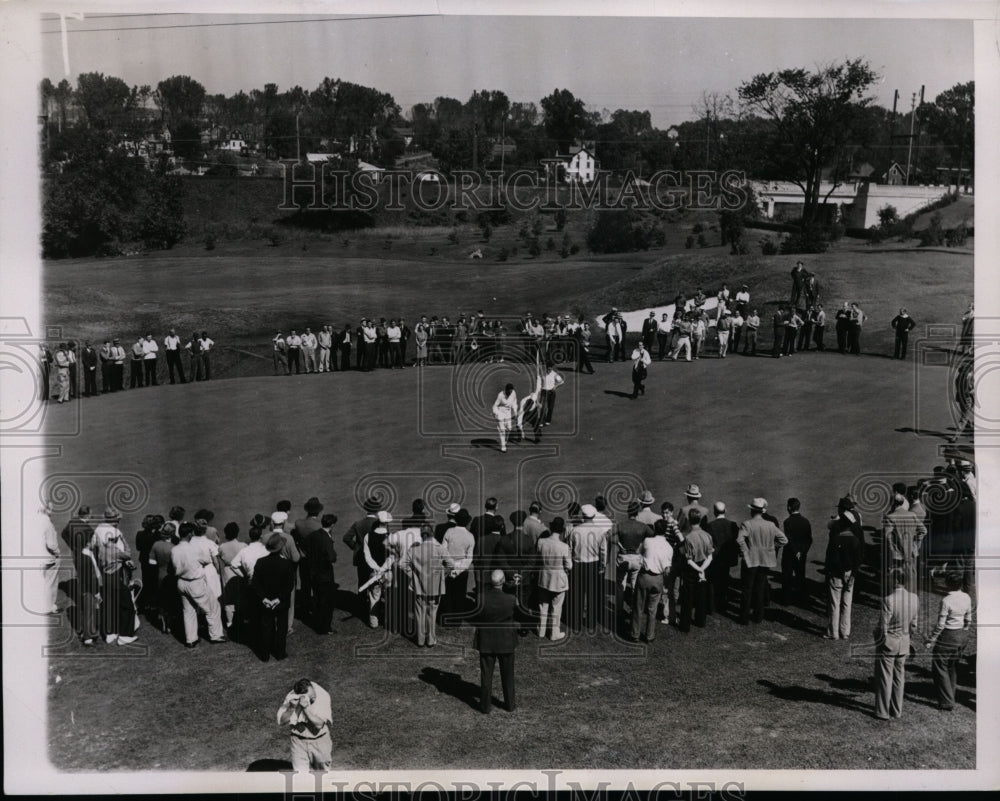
545,144,598,183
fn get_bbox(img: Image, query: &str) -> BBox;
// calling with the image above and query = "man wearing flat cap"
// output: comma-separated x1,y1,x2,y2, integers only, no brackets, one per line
252,534,297,661
737,498,788,624
568,504,609,631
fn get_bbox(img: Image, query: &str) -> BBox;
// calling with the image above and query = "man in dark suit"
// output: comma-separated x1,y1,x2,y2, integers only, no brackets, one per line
306,513,338,635
473,570,518,713
343,497,380,616
473,513,505,599
781,498,813,604
251,534,297,661
471,497,507,542
641,311,658,352
704,502,739,614
81,341,99,397
293,497,324,622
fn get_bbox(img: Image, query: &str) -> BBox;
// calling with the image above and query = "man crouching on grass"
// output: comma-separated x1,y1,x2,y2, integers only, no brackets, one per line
278,678,333,772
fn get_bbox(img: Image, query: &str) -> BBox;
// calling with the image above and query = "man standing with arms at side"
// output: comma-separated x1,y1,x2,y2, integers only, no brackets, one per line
99,339,113,393
473,569,518,713
441,508,475,623
142,334,159,386
812,304,827,351
641,311,658,352
612,501,651,618
293,497,324,625
891,308,917,360
306,513,338,635
873,568,920,720
743,309,759,356
110,338,126,391
848,303,866,355
129,336,145,388
679,509,713,632
567,504,608,632
164,328,186,384
317,325,332,373
704,502,739,614
277,678,333,772
301,327,318,374
737,498,787,624
80,341,98,397
536,524,571,641
781,498,813,605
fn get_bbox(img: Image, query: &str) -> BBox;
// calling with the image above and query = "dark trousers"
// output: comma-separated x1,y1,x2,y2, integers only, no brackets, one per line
849,324,862,355
732,327,742,354
83,367,98,396
781,546,809,600
932,628,967,709
201,353,211,380
390,342,403,368
813,325,825,351
258,603,288,661
541,390,555,424
740,565,769,623
578,347,594,374
144,358,158,385
772,327,783,357
69,364,77,396
569,561,602,631
743,329,757,355
297,560,312,619
443,571,469,624
479,652,515,712
166,350,186,383
312,581,335,634
631,570,663,640
288,348,301,374
798,323,812,351
782,327,797,356
707,560,732,614
679,568,709,631
894,334,910,359
836,322,849,353
130,360,144,388
656,332,669,360
40,363,50,400
101,363,112,392
339,344,351,371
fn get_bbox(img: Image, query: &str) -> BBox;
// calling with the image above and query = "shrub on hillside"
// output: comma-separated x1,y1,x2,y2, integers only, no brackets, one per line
555,208,568,231
918,213,945,247
779,224,831,254
528,237,542,258
447,229,459,245
759,237,779,255
586,209,661,254
946,225,969,247
697,233,708,248
685,235,695,249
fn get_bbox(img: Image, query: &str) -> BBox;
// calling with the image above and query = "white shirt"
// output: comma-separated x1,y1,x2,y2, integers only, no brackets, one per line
199,337,214,352
277,682,333,737
493,390,518,423
363,325,377,344
735,290,750,304
541,370,564,392
386,326,401,342
164,334,181,351
230,540,268,580
273,335,286,351
631,348,651,368
142,339,159,358
287,335,302,348
301,333,317,349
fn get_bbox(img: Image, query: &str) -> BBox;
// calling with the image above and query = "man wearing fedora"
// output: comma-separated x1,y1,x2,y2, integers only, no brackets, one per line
252,534,297,661
435,502,460,544
293,497,325,623
636,490,659,528
401,524,455,647
737,498,788,624
473,570,519,713
267,511,300,635
343,497,381,619
567,504,608,632
678,484,708,533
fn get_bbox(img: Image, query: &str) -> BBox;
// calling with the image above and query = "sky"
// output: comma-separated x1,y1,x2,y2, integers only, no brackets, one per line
39,13,973,128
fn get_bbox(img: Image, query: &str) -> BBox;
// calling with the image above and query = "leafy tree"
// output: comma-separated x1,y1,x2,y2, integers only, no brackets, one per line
919,81,974,180
155,75,206,124
737,59,880,225
466,89,510,138
540,88,592,152
42,129,185,257
76,72,132,130
587,209,658,253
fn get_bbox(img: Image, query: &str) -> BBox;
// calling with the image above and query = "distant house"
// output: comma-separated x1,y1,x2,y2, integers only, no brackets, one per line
491,141,517,159
305,152,336,163
848,162,876,183
414,171,440,183
545,143,598,184
393,127,415,148
883,162,908,185
356,161,385,181
218,133,248,154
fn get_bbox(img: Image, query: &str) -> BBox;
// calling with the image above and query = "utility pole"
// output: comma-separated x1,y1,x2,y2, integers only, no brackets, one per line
705,111,710,169
472,123,478,172
905,92,917,185
500,117,506,175
296,112,300,162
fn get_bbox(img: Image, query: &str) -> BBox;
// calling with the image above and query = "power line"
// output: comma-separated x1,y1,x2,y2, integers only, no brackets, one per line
41,13,438,35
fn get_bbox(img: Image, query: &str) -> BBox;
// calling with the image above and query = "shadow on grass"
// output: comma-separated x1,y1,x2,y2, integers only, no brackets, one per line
247,758,293,771
418,666,481,712
470,438,502,451
603,390,634,399
758,679,873,716
763,606,826,636
895,426,956,440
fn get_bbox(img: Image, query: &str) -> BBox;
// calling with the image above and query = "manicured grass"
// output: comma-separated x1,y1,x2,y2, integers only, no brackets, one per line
44,258,974,771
